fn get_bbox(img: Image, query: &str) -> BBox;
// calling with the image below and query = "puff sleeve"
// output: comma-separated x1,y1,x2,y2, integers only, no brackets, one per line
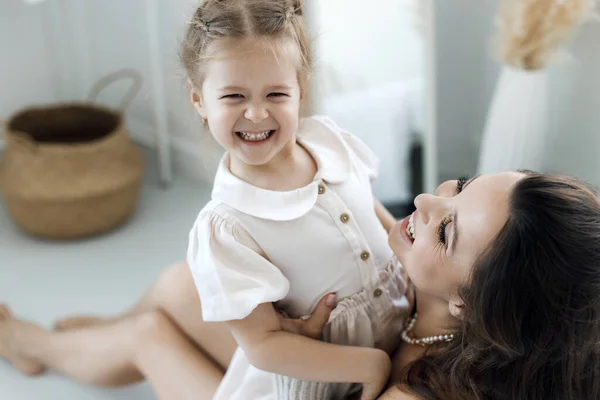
187,209,290,322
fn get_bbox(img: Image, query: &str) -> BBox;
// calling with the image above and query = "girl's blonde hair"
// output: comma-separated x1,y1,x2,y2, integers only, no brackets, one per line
180,0,312,93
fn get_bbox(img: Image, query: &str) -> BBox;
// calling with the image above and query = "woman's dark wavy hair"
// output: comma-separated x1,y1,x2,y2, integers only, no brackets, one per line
403,173,600,400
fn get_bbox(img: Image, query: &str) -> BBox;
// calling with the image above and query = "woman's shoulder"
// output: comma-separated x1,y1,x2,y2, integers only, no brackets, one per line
386,343,425,397
378,386,419,400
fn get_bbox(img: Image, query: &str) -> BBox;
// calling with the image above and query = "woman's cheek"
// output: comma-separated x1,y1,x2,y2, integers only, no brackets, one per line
406,244,437,289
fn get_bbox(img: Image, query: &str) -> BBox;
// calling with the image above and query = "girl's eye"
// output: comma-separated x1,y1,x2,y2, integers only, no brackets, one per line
222,94,244,99
268,92,288,98
456,176,469,194
438,216,452,245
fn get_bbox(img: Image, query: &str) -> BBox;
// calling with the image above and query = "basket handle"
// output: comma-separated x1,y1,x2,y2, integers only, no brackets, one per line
87,69,143,111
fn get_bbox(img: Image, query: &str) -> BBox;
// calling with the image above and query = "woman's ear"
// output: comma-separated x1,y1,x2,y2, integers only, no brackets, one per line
449,293,465,319
188,79,207,121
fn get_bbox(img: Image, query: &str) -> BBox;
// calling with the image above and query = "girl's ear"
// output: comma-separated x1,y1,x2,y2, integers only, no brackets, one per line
188,79,207,121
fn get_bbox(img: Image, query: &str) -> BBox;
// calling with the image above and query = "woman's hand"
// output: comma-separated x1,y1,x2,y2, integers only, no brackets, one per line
277,293,337,339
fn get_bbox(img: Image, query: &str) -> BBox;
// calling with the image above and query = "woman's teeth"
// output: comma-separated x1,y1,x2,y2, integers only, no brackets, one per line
406,214,415,241
237,130,274,141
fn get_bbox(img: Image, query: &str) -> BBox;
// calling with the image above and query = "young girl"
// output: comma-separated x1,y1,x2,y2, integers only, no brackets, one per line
183,1,411,399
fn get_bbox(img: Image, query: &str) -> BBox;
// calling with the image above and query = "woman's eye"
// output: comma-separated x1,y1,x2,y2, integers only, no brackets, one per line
456,176,469,194
222,94,244,99
268,92,288,98
438,217,452,245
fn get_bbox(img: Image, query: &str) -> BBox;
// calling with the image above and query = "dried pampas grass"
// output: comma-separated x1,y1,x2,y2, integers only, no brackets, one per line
497,0,597,70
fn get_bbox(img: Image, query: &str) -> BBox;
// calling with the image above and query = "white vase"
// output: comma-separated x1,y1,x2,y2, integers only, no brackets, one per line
477,67,548,174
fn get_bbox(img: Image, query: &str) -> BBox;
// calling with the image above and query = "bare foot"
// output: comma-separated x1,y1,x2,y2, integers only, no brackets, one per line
53,315,112,331
0,305,45,376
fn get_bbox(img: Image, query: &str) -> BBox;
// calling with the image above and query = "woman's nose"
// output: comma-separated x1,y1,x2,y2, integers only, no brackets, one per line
413,193,442,224
244,103,269,123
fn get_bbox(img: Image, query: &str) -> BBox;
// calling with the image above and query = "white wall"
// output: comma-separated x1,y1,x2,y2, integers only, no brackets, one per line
64,0,223,181
544,20,600,187
0,1,59,119
311,0,423,98
433,0,500,182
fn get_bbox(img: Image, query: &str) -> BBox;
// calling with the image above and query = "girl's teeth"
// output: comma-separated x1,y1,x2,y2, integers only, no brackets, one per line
239,131,272,141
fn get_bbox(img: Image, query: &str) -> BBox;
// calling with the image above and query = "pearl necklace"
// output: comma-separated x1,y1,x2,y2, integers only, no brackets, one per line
400,313,455,347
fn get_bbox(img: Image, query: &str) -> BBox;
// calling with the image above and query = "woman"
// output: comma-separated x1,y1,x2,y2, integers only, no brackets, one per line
383,170,600,399
2,170,600,399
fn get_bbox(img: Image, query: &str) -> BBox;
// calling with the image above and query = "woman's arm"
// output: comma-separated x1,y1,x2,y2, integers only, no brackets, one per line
228,303,391,400
374,197,397,233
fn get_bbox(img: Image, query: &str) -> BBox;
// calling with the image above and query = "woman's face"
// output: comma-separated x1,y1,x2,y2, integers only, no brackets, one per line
389,171,524,301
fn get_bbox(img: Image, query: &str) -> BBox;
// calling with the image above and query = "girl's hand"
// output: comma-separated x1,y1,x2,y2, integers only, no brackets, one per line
277,293,337,339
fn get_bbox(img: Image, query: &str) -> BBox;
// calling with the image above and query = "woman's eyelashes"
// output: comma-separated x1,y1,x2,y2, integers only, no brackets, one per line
438,216,452,246
434,176,468,248
456,176,469,194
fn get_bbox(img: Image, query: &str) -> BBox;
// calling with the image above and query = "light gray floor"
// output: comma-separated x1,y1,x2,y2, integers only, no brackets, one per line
0,153,212,399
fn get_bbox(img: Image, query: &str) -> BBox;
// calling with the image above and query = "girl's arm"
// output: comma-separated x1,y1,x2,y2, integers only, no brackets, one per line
277,294,421,400
227,302,391,400
374,197,396,233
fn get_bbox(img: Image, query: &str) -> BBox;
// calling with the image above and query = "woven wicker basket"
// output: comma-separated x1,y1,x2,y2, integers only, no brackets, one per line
0,69,144,240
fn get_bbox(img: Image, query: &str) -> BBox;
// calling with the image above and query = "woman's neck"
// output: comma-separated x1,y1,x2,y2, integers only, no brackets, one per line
229,139,317,191
412,289,458,340
389,291,458,379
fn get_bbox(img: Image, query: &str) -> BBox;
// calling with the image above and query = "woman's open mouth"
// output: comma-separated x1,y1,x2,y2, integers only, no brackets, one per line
406,213,416,241
236,130,276,143
398,213,415,245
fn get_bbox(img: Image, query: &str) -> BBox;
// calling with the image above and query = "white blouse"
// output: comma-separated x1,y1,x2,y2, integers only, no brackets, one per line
187,116,395,322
